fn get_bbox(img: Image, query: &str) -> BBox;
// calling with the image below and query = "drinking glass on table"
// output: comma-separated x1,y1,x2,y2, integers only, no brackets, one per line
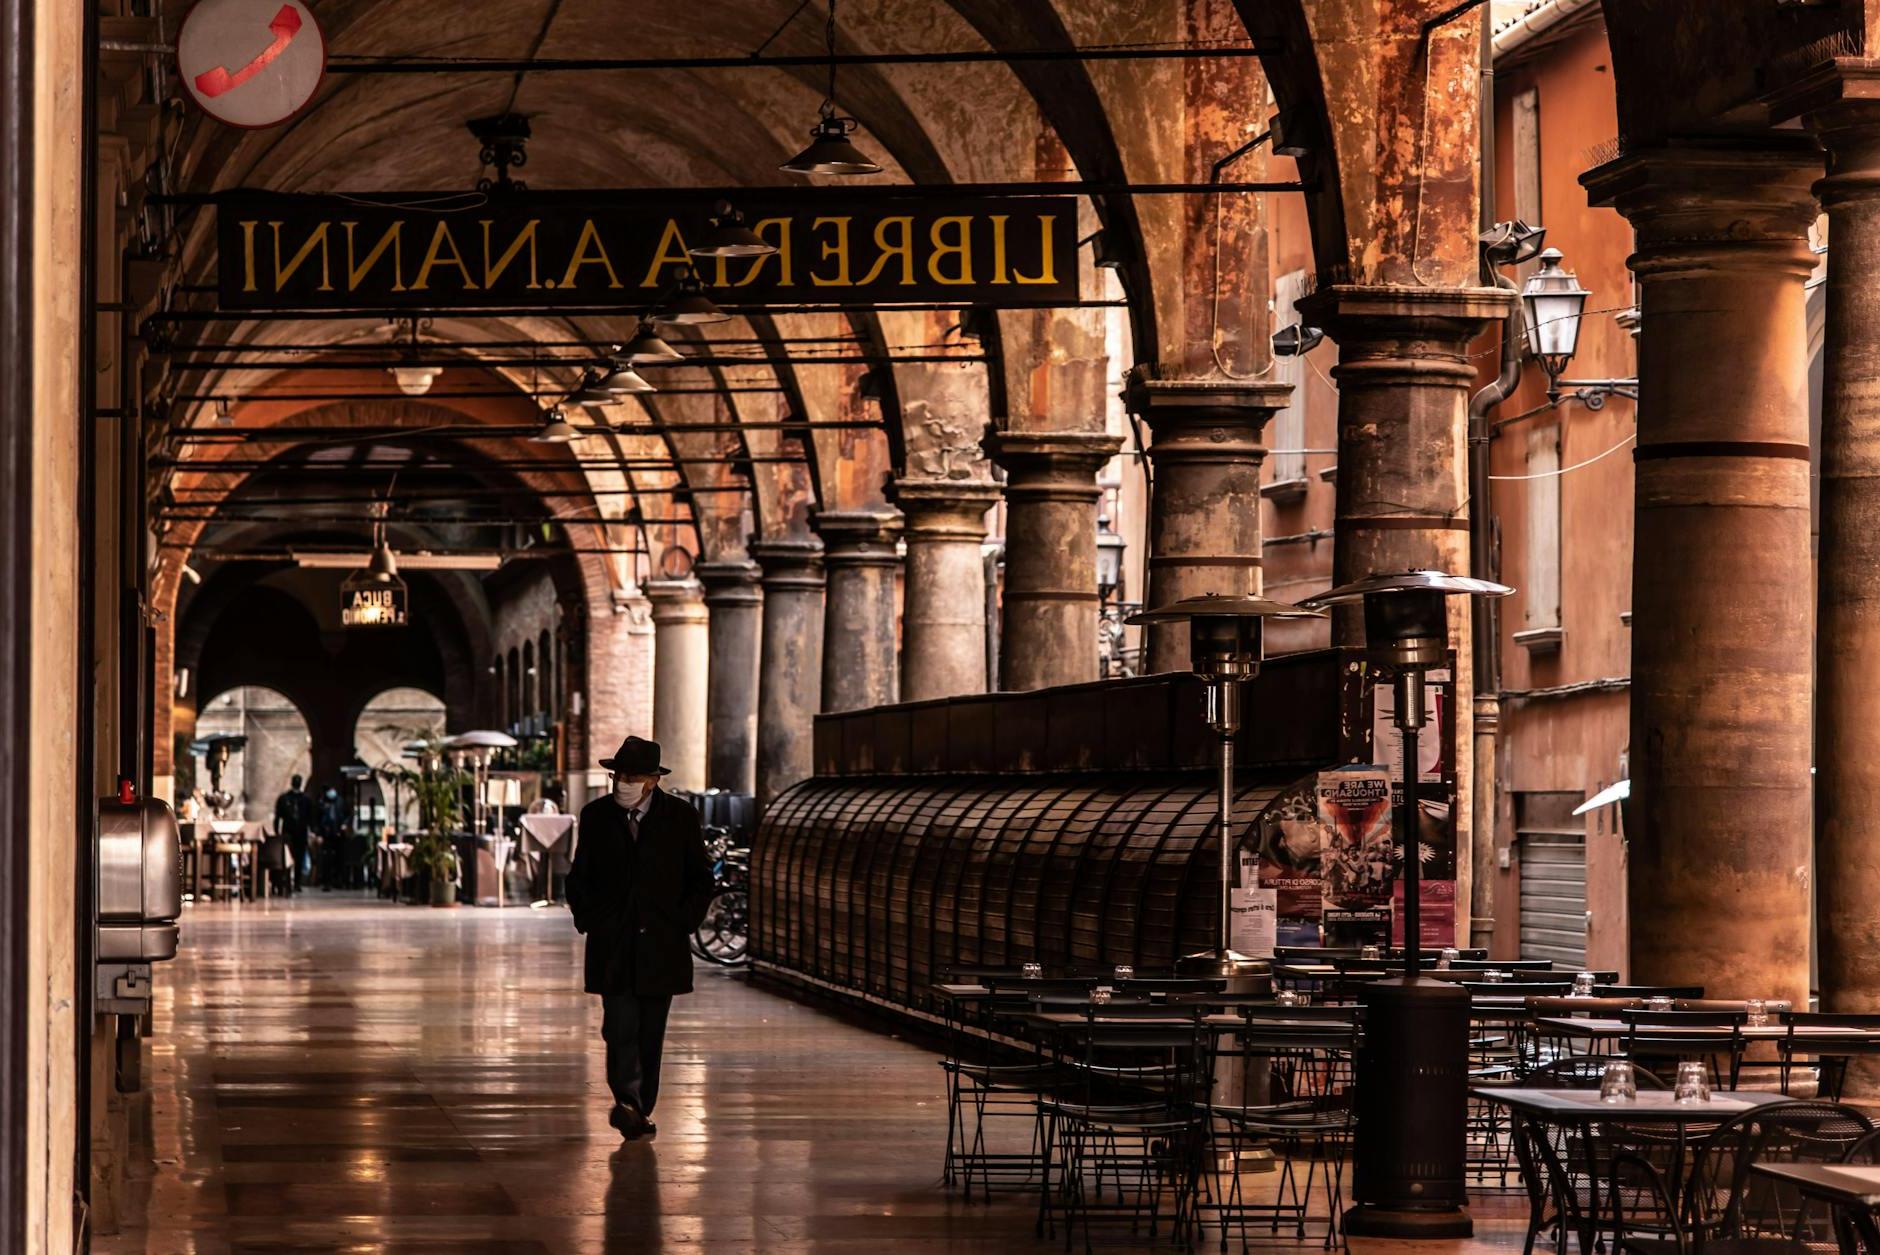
1021,962,1043,981
1277,989,1299,1008
1571,972,1596,998
1647,995,1673,1012
1438,947,1459,970
1481,969,1506,984
1600,1060,1638,1104
1746,998,1768,1027
1674,1061,1711,1103
1361,944,1382,962
1294,991,1312,1008
1113,964,1134,983
1090,987,1112,1007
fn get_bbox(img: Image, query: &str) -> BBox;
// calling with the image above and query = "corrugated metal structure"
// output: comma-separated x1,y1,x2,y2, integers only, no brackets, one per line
752,651,1363,1019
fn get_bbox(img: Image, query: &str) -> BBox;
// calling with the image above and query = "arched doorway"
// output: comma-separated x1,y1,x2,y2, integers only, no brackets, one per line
352,687,447,834
192,686,311,823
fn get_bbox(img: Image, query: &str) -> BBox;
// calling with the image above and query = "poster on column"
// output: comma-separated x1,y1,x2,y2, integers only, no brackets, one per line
1317,766,1396,945
1253,777,1324,948
1391,878,1457,950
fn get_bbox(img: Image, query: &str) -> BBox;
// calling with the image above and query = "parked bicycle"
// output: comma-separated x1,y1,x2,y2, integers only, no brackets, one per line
691,827,750,966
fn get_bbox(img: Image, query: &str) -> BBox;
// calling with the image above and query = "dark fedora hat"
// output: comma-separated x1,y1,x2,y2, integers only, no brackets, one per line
598,736,670,776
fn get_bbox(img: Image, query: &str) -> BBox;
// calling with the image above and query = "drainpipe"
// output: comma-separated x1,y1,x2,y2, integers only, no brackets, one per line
1467,11,1520,953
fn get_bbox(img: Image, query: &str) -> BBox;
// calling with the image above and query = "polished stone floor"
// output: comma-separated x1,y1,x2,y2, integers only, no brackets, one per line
100,894,1528,1253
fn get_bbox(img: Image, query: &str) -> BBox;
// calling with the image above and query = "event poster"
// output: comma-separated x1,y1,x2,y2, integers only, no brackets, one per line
1253,777,1323,947
1391,878,1457,950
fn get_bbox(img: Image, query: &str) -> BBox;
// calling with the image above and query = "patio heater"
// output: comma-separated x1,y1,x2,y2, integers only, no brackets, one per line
1301,570,1512,1239
1126,593,1324,985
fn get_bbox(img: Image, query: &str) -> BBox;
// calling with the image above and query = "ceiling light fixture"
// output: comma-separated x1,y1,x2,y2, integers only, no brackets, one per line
687,199,778,258
568,374,618,406
618,322,684,364
386,316,439,395
779,0,881,176
598,363,657,394
529,408,580,443
653,271,732,326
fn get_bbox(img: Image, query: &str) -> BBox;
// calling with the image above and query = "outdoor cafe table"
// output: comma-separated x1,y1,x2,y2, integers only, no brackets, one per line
1535,1016,1880,1044
1749,1163,1880,1247
1477,1088,1791,1251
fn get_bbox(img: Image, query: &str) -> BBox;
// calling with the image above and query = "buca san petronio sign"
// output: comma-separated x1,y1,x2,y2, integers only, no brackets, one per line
213,191,1080,310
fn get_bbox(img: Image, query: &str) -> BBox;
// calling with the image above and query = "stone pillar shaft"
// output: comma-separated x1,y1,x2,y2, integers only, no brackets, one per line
1584,144,1819,1005
891,479,999,702
987,431,1123,692
1796,93,1880,1027
1124,377,1288,673
1300,283,1508,953
813,510,901,713
750,538,824,809
696,560,761,795
644,579,709,793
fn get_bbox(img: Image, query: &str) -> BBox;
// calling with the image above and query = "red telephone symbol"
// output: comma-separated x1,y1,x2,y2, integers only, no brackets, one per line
193,4,303,99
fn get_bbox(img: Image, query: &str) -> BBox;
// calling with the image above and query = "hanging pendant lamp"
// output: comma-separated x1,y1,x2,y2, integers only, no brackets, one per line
530,408,580,443
568,374,618,406
653,272,732,326
618,322,683,365
598,363,657,394
687,200,778,258
779,0,880,176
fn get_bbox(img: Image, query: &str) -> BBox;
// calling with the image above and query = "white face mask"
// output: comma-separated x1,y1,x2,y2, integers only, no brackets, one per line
613,777,649,809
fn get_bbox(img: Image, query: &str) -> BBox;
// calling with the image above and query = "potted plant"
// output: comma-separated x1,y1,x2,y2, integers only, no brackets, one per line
394,735,468,907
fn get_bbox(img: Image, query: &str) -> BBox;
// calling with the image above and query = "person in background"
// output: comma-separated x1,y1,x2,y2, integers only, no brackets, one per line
314,785,347,887
565,737,713,1142
272,774,314,892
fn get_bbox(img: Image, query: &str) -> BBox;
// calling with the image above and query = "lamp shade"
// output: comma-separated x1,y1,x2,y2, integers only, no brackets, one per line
568,376,616,405
780,114,881,176
654,275,731,326
529,410,579,443
686,202,777,258
618,322,683,365
1520,248,1589,378
365,542,398,581
598,363,656,394
388,364,440,396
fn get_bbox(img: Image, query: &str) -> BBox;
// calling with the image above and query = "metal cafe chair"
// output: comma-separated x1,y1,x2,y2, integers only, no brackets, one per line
1621,1009,1749,1089
1777,1011,1880,1101
1609,1100,1873,1255
1204,1011,1359,1252
1833,1126,1880,1252
1036,1006,1214,1252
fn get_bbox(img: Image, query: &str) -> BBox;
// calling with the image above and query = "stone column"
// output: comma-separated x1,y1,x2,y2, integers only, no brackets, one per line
1583,143,1819,1007
889,478,1000,701
1298,284,1509,953
1123,376,1290,673
985,431,1123,691
695,559,761,795
644,579,709,793
812,510,902,713
1782,90,1880,1032
749,538,824,809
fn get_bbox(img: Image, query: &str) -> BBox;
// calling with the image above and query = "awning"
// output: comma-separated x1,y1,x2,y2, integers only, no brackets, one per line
1572,778,1630,816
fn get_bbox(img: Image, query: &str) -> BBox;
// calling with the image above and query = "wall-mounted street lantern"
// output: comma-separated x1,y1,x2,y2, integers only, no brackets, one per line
1519,247,1591,401
1126,593,1325,982
1095,512,1125,600
1301,569,1511,1240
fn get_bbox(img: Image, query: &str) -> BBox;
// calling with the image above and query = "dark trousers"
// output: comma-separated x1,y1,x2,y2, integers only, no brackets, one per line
601,993,673,1116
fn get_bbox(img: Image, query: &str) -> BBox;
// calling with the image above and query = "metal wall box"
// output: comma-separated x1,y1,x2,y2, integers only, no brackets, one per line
97,796,182,963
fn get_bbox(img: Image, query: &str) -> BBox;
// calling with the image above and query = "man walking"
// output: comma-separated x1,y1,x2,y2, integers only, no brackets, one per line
565,736,714,1140
272,774,314,892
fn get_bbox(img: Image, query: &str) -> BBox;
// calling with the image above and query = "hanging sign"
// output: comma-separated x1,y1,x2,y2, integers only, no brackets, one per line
176,0,325,129
340,575,407,627
211,191,1080,310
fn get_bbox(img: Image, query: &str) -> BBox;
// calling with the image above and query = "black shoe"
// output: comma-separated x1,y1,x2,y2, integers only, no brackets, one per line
607,1104,645,1140
641,1117,657,1137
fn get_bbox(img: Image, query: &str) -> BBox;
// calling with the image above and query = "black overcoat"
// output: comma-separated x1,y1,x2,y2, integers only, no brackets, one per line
565,789,715,997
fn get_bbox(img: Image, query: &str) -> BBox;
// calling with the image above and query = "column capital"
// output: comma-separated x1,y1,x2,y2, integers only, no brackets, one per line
1768,63,1880,206
1582,141,1821,267
643,578,707,625
1122,373,1292,423
811,509,903,568
984,431,1123,504
694,559,762,608
1295,283,1512,341
888,477,1001,539
748,536,825,591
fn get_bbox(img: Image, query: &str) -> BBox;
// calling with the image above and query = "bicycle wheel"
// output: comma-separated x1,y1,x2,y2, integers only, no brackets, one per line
693,886,749,966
